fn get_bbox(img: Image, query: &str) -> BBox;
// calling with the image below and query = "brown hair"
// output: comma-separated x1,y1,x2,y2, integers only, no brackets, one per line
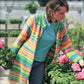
46,0,69,22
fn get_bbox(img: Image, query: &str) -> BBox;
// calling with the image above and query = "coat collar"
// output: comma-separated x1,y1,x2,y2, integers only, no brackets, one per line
35,13,47,30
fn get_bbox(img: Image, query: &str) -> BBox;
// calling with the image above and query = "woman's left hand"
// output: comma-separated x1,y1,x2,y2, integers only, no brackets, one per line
79,59,84,67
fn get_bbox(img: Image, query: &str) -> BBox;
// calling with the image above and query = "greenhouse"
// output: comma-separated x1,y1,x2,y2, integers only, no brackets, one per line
0,0,84,84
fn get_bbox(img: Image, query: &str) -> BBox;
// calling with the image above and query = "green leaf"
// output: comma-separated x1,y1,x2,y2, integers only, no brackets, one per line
0,55,4,57
1,62,6,66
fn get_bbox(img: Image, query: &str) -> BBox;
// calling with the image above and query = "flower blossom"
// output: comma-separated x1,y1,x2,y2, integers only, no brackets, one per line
76,50,83,56
82,68,84,72
57,55,68,64
56,57,59,62
68,60,73,64
0,40,4,47
57,50,84,81
71,63,81,72
75,68,84,80
82,45,84,50
59,51,64,55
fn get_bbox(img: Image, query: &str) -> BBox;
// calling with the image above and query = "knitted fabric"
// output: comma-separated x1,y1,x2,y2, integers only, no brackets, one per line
8,13,82,84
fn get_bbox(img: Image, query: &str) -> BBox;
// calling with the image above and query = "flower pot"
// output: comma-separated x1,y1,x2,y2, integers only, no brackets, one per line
0,22,6,24
38,0,50,7
29,8,37,14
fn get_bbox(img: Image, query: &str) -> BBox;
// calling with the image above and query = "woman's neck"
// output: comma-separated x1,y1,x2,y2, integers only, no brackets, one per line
45,14,57,23
51,19,57,23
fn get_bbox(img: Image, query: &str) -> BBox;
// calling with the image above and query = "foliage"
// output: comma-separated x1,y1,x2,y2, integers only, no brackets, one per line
48,63,84,84
47,20,84,84
24,2,38,10
0,19,6,24
24,1,38,14
0,31,20,37
0,44,16,69
0,31,8,37
48,56,84,84
9,19,22,24
67,22,84,51
9,31,20,37
38,0,50,7
63,17,68,23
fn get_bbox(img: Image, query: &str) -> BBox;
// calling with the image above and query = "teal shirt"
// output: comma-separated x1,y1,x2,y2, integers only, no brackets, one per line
34,19,57,62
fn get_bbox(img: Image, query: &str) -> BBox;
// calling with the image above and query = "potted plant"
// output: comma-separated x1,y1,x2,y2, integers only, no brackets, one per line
9,19,22,24
47,50,84,84
0,19,6,24
38,0,50,7
0,40,16,69
0,31,8,37
24,1,38,14
9,31,20,37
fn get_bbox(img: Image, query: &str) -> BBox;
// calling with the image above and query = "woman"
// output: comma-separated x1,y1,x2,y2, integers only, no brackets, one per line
8,0,84,84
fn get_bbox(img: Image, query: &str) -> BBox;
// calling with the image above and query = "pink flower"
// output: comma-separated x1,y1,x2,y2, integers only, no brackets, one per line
75,72,84,80
76,50,83,56
75,68,84,80
78,51,83,56
68,60,73,64
59,51,64,55
59,55,68,64
56,57,59,62
83,45,84,50
82,68,84,72
71,63,81,72
0,40,4,47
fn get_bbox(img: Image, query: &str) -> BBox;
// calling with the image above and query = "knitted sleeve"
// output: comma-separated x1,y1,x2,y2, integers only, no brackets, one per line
61,26,82,63
11,16,34,54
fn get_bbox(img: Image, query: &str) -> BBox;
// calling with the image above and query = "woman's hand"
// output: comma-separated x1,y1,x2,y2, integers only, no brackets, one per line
79,59,84,67
8,55,15,64
11,57,15,63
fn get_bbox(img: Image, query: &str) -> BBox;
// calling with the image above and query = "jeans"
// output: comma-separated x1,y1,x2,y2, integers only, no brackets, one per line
29,61,45,84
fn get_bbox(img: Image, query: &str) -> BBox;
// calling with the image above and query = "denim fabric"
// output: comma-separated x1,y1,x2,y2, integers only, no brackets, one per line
29,61,45,84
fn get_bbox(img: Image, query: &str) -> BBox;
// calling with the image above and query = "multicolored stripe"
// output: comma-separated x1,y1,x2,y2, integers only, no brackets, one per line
8,13,82,84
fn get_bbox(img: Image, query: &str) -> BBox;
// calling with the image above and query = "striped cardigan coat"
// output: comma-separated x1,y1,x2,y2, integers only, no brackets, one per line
8,13,82,84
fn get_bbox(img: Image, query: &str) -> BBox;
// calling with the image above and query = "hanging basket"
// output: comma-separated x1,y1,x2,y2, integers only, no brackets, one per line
29,8,37,14
24,2,38,14
38,0,50,7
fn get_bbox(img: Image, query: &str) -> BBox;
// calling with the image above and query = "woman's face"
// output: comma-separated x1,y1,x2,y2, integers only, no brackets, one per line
54,7,67,22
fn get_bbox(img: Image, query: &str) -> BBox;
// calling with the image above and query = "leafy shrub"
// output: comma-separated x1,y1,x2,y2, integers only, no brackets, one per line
48,54,84,84
0,31,8,37
9,19,22,24
9,31,20,37
47,22,84,84
0,40,16,69
38,0,50,7
24,1,38,14
24,2,38,10
0,19,6,24
0,31,20,37
68,24,84,51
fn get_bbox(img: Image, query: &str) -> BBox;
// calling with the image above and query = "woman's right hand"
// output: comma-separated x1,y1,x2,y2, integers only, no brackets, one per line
8,55,15,64
11,57,15,64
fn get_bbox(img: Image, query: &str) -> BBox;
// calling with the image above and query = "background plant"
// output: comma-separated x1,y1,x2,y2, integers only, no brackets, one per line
47,20,84,84
68,24,84,51
24,1,38,14
48,55,84,84
0,40,16,69
9,31,20,37
38,0,50,7
0,31,8,37
0,31,20,37
0,19,6,24
67,20,84,59
9,19,22,24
